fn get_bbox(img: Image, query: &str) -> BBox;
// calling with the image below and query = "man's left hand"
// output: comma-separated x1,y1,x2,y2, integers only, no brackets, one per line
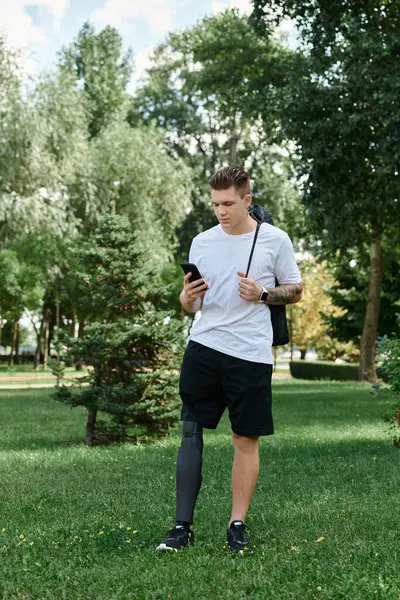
237,271,262,303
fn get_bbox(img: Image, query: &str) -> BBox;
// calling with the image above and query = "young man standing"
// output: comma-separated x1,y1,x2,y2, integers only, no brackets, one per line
156,166,303,553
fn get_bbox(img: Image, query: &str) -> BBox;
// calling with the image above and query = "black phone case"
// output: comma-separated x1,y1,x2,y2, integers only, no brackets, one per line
180,263,203,283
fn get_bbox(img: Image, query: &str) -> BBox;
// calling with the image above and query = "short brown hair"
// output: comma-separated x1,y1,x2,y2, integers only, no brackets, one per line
210,166,251,198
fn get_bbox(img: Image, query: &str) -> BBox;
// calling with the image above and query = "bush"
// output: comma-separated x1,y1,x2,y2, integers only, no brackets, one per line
290,360,359,381
375,336,400,447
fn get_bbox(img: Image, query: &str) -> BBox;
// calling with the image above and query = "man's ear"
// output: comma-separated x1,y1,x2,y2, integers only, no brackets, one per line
245,194,252,209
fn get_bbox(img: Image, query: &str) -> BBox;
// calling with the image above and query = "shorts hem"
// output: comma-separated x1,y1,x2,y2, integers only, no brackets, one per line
232,428,274,437
180,415,219,430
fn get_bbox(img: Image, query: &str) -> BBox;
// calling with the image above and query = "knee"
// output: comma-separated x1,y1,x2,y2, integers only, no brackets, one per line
181,421,203,451
232,432,259,454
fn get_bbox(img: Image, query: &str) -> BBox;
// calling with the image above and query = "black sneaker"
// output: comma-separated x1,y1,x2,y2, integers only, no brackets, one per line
156,524,194,552
226,521,253,554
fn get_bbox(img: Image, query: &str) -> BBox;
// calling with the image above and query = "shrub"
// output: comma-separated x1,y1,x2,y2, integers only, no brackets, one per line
290,360,359,381
376,336,400,448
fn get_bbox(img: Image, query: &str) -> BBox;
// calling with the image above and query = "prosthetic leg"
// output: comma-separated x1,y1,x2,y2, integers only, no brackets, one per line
175,421,204,524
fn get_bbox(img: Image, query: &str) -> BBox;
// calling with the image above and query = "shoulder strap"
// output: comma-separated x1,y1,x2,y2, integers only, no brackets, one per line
245,222,261,278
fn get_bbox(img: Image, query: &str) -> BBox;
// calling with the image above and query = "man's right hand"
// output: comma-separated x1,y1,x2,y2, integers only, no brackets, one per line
182,272,209,304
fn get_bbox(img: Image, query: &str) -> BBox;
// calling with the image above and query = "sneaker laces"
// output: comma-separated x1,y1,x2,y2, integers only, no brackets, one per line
166,525,190,542
230,521,249,543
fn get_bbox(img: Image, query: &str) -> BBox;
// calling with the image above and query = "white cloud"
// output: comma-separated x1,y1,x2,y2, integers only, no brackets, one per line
0,0,69,73
91,0,176,35
211,0,252,15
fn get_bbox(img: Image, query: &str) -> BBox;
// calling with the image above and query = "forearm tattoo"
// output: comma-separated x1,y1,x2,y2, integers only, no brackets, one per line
266,283,303,305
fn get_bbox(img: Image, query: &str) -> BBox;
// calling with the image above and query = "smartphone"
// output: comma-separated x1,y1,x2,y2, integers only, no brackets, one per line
180,262,203,284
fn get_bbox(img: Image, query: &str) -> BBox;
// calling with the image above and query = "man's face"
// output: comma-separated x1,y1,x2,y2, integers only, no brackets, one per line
211,186,251,231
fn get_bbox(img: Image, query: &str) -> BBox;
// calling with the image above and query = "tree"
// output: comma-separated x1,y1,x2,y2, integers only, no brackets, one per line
288,258,357,361
130,9,302,256
252,0,400,381
325,239,400,346
91,118,192,257
0,249,43,364
58,22,133,139
54,216,186,445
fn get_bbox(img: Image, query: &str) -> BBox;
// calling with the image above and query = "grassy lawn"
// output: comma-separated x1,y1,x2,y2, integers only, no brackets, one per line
0,381,399,599
0,366,89,387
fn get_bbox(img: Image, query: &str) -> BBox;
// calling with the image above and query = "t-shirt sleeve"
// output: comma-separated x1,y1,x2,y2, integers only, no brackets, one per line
273,233,302,284
188,239,198,265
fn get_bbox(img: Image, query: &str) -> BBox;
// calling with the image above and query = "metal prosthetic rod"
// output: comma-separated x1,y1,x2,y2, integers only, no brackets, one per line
175,421,204,524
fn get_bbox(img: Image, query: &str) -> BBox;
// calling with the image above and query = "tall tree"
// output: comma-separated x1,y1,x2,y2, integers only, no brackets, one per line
130,9,302,254
252,0,400,381
58,22,133,139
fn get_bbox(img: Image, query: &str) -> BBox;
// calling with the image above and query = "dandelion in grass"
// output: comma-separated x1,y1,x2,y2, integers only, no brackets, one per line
316,537,325,543
1,528,5,533
19,535,25,540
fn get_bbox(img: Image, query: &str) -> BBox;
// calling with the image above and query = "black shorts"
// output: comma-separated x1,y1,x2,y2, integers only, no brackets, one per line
179,341,274,437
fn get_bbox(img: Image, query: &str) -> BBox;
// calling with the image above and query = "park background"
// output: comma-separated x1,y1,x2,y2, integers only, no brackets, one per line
0,0,399,598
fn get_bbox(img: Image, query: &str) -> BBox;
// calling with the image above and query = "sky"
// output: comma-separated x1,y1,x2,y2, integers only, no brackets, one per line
0,0,296,92
0,0,252,91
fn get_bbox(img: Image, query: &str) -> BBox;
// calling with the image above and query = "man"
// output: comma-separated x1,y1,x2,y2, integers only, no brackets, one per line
156,166,303,553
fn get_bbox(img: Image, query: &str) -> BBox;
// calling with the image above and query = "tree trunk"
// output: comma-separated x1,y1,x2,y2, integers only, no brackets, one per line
15,320,20,365
359,230,382,382
0,312,2,348
43,309,50,370
34,315,44,370
9,320,19,366
300,348,307,360
71,309,77,337
55,277,60,329
85,409,97,446
75,315,85,371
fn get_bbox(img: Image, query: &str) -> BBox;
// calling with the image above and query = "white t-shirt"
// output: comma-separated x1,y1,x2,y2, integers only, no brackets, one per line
188,222,302,364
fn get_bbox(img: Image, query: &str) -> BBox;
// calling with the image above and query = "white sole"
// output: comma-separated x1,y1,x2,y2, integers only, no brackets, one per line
156,543,178,552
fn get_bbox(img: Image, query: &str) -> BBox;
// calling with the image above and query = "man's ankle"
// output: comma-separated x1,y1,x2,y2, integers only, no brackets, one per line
175,520,192,529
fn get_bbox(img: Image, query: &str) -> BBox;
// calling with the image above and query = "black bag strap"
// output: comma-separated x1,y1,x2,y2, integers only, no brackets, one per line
245,222,261,278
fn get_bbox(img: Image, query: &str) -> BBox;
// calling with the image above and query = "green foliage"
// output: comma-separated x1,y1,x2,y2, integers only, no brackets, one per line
326,242,400,344
53,215,185,442
290,360,360,381
251,0,400,381
252,0,400,253
130,9,303,255
0,320,30,348
0,249,43,322
58,21,133,139
91,119,192,255
376,336,400,447
314,337,359,363
377,337,400,394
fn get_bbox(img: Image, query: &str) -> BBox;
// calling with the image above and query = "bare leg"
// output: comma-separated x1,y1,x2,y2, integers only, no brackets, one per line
230,432,260,525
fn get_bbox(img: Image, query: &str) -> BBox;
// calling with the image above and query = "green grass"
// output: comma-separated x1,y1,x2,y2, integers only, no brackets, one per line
0,366,88,387
0,381,399,599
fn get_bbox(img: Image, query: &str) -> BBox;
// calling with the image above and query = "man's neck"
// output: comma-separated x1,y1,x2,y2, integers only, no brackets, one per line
222,216,257,236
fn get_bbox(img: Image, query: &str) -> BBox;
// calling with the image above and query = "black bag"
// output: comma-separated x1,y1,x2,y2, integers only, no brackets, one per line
245,205,289,347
